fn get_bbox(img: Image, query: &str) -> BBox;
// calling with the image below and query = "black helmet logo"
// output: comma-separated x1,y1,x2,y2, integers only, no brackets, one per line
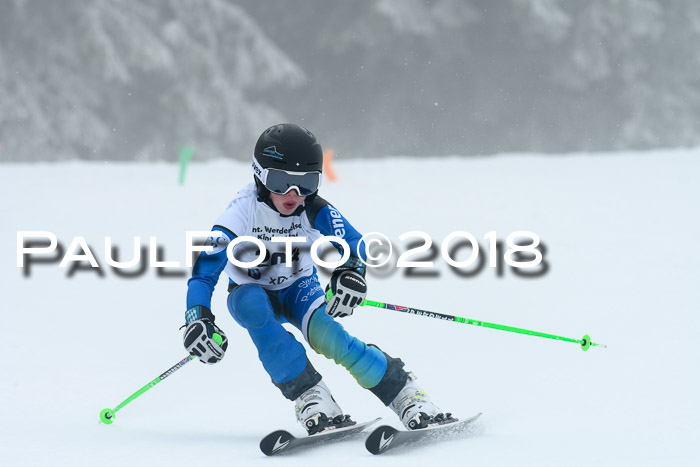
262,146,284,160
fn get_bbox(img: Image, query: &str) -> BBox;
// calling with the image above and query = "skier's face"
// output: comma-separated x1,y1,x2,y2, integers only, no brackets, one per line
270,190,307,215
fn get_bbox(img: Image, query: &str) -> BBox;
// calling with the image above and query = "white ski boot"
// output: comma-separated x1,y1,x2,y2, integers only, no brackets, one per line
295,380,354,435
390,372,455,430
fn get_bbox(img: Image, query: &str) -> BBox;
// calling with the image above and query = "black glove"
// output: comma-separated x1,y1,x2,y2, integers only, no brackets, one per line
325,257,367,318
183,305,228,364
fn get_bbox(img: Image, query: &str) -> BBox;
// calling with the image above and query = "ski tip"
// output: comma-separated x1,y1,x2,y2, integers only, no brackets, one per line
363,417,383,429
453,412,483,429
365,413,483,455
260,429,295,456
365,425,399,455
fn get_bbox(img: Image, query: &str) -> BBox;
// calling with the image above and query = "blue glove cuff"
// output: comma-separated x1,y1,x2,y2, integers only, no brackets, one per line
185,305,214,324
336,256,366,277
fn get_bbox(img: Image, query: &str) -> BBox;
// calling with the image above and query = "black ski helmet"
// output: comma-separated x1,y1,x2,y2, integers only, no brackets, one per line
253,123,323,201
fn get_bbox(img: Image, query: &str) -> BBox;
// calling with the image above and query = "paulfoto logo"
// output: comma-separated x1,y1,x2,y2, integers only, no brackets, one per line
16,230,548,279
15,231,220,279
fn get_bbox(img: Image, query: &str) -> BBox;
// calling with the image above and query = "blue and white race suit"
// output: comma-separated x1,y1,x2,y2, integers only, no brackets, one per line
186,183,407,403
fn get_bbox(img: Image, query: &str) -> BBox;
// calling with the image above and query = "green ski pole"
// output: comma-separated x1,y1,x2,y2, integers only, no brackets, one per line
360,299,606,351
100,355,196,424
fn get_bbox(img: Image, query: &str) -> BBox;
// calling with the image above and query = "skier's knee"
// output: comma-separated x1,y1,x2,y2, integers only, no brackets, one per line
307,309,349,359
228,284,272,329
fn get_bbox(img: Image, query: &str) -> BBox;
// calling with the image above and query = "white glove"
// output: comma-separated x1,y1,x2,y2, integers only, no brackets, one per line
325,266,367,318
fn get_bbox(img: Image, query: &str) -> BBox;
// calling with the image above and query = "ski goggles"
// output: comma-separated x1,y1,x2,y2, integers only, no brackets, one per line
252,158,322,196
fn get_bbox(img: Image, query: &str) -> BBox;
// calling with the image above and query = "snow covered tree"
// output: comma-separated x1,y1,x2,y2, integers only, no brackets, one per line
1,0,699,161
0,0,303,161
240,0,700,155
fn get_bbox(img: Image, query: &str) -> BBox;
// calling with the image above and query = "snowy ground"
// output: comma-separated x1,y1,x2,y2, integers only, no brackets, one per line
1,149,699,466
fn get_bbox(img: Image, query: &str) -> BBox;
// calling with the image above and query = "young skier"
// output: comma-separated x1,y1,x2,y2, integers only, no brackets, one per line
183,123,452,434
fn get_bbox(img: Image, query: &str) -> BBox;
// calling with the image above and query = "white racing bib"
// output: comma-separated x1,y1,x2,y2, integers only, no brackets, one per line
215,183,321,290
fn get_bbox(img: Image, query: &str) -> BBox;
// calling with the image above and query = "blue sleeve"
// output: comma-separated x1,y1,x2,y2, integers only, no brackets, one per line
186,226,232,310
313,205,367,261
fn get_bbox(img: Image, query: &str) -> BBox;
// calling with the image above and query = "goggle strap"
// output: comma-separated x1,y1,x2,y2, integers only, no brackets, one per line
252,157,267,184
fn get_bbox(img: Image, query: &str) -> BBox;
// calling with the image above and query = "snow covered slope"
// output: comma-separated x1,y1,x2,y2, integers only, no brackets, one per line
1,149,698,466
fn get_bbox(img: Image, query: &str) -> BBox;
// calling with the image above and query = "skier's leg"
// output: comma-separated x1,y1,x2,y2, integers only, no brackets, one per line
283,275,449,429
308,309,411,402
308,308,450,429
281,274,409,406
227,284,321,400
